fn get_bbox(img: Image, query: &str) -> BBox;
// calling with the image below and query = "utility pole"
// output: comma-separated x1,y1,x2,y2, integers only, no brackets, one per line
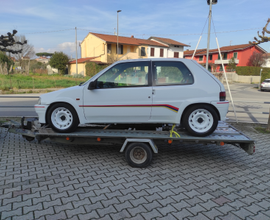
75,27,78,75
206,0,213,71
117,10,121,60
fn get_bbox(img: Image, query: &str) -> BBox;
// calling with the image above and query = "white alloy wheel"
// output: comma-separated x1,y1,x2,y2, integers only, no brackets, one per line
51,107,73,130
188,108,214,133
130,147,147,164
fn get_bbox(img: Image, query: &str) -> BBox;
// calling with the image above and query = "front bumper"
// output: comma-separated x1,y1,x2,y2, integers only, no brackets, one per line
34,104,49,124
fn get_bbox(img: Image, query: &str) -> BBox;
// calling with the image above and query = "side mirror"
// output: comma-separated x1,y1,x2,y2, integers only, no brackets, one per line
88,81,96,90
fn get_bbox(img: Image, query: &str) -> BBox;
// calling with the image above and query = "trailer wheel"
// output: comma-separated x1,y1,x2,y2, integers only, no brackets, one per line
183,104,218,137
23,135,35,142
47,103,79,133
125,143,153,168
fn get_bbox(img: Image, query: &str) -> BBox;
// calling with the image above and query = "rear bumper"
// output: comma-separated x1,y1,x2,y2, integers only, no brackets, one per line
261,86,270,90
34,105,49,124
211,101,229,121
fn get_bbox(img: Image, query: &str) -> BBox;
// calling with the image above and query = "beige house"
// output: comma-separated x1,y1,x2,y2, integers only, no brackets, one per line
69,32,188,76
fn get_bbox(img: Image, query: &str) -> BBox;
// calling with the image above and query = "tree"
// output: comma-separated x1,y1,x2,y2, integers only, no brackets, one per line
11,35,35,63
249,18,270,45
49,52,69,75
0,52,14,73
247,52,267,67
0,30,27,54
227,57,237,71
36,52,54,57
250,18,270,131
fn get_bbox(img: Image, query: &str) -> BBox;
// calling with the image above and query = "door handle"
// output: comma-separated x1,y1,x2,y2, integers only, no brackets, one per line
152,89,155,95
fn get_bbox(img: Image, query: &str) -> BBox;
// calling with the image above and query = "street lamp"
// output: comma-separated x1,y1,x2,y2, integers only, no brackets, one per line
206,0,217,71
117,10,121,59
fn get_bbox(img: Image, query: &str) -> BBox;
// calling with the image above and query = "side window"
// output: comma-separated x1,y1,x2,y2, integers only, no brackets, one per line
96,61,149,89
153,61,194,86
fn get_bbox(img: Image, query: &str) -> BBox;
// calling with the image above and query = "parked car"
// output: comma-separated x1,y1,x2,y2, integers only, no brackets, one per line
35,58,229,137
261,79,270,91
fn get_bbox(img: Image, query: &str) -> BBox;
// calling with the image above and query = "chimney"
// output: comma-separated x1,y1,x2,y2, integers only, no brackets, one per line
131,35,134,38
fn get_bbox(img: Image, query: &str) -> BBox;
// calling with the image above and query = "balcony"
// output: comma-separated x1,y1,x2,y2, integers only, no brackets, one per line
215,59,239,64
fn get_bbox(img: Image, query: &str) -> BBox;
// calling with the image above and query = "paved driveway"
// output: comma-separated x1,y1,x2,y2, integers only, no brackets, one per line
0,126,270,220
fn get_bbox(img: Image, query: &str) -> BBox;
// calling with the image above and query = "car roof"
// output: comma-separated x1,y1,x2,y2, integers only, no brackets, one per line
115,58,191,63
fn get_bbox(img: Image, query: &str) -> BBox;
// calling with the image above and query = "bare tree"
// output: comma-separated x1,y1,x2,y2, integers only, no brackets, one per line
11,35,35,63
249,19,270,130
247,52,267,67
249,18,270,45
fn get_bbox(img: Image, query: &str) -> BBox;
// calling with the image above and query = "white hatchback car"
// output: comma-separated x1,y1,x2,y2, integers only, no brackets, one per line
35,58,229,137
261,78,270,91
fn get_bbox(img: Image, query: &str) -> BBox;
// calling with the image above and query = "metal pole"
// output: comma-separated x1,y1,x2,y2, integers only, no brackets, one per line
216,37,238,123
206,0,212,71
259,68,263,90
117,10,121,61
75,27,78,75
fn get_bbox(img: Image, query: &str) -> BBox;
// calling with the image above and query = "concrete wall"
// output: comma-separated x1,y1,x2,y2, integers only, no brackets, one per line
69,63,85,76
214,72,261,84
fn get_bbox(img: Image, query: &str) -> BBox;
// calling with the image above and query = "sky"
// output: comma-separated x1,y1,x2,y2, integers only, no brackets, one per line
1,0,270,58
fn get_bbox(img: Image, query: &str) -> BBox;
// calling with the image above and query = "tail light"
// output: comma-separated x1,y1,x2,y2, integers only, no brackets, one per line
219,91,226,101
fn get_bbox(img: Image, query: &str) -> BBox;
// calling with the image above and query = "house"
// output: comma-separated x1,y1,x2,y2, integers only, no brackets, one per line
148,36,189,59
35,56,50,64
262,53,270,68
184,43,267,72
68,32,189,76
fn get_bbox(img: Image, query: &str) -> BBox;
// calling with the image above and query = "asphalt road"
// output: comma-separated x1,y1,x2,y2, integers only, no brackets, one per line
0,94,39,117
0,83,269,123
225,83,270,124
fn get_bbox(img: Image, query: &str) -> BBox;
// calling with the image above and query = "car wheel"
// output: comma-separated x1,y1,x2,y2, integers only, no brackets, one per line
125,143,153,168
47,103,79,133
183,105,218,137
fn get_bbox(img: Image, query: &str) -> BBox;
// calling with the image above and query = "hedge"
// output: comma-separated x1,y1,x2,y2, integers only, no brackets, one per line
85,62,109,77
236,66,270,82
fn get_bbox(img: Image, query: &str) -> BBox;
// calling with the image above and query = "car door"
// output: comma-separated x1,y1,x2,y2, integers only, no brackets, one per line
82,61,153,123
149,60,195,123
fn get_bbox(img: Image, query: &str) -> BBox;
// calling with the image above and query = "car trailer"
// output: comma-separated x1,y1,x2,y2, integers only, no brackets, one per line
1,117,255,168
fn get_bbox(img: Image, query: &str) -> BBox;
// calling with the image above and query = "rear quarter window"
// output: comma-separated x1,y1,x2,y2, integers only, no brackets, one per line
153,61,194,86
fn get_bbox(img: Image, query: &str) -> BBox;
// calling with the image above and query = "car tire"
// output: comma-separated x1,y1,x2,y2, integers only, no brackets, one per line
47,103,79,133
125,143,153,168
183,105,218,137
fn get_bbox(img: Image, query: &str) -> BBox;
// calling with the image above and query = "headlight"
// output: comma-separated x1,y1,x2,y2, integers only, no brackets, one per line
37,98,41,105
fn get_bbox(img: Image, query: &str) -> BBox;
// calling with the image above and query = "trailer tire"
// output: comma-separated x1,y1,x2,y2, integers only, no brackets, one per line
23,135,35,142
47,103,79,133
183,104,218,137
125,143,153,168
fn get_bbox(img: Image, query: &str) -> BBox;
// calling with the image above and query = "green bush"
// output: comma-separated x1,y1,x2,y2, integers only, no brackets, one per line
236,66,270,82
235,66,262,76
85,62,109,77
0,52,14,71
261,68,270,82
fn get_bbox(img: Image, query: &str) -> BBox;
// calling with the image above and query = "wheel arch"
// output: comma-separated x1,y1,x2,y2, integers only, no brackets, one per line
45,102,80,125
180,103,221,125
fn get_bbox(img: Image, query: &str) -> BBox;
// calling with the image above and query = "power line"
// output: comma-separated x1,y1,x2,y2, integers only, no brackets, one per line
22,28,74,35
21,26,264,37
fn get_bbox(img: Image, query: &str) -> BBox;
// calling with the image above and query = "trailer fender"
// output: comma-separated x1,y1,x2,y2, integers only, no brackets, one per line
240,143,255,155
120,139,158,154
